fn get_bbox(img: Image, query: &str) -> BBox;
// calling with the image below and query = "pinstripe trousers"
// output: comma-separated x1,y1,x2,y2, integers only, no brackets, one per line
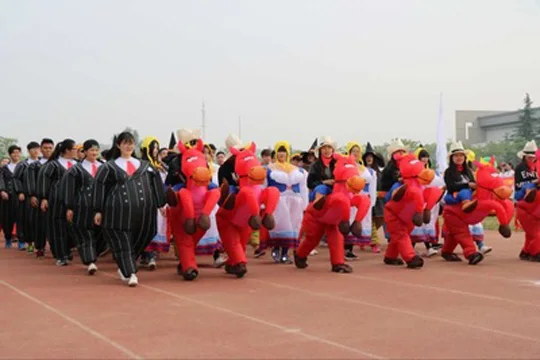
103,228,153,278
71,226,105,265
47,205,72,260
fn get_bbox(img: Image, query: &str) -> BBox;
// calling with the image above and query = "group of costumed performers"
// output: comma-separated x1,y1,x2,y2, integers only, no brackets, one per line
3,130,540,289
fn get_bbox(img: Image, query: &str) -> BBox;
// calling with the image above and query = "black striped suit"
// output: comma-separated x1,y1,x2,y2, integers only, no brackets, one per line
13,159,36,245
93,160,166,277
37,159,74,260
0,164,18,241
26,159,48,251
62,162,106,265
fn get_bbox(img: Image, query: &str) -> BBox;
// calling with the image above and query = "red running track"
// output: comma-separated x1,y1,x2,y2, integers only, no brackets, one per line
1,232,540,359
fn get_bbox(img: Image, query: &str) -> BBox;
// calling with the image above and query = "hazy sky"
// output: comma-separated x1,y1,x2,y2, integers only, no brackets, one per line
2,0,540,151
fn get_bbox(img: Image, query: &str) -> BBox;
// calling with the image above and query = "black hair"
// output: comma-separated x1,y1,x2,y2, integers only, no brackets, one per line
101,149,111,161
8,145,21,155
271,150,276,159
209,144,216,151
41,138,54,146
27,142,40,150
447,156,475,182
159,147,168,153
216,151,225,157
83,139,100,152
141,139,159,162
260,149,271,157
49,139,76,161
417,149,432,168
108,132,136,160
277,146,287,153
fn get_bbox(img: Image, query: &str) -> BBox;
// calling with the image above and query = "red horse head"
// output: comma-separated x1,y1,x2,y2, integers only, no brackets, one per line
473,159,512,200
229,142,266,186
178,139,212,186
395,153,434,186
332,153,366,194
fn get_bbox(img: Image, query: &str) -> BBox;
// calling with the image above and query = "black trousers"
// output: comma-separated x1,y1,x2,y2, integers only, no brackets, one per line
102,226,153,278
1,197,17,241
47,215,73,260
33,208,47,251
71,226,106,265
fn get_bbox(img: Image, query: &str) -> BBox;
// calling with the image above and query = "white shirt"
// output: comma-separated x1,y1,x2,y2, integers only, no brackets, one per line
114,157,141,173
82,159,102,177
39,158,48,164
58,157,76,170
6,163,17,173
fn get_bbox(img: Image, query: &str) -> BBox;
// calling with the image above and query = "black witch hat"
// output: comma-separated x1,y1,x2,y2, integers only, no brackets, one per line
168,132,177,150
362,142,385,168
300,137,318,163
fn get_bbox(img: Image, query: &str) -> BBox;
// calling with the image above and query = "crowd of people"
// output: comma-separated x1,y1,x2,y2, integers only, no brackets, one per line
0,129,538,287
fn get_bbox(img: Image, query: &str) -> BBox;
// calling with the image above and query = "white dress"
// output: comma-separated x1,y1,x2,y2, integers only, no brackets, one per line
145,169,170,253
411,174,444,243
265,163,308,249
345,165,376,245
196,163,222,255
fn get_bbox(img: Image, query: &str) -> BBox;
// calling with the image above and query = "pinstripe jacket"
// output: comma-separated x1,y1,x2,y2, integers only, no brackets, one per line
37,159,72,220
0,163,17,195
62,161,102,229
92,160,166,231
13,159,37,195
26,159,47,197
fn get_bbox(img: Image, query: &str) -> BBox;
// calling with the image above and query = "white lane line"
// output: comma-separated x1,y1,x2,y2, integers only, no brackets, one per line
98,271,385,359
250,278,540,344
0,280,143,360
346,273,540,308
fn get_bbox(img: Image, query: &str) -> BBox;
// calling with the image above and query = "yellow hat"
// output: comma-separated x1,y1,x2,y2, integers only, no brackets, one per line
274,140,292,162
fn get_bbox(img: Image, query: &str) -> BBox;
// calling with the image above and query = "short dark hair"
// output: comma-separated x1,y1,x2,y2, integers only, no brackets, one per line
41,138,54,146
216,151,225,157
8,145,21,155
260,149,271,157
27,141,40,150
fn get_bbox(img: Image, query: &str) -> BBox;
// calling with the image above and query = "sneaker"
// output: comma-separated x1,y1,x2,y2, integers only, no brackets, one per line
479,245,492,255
128,274,138,287
87,263,98,275
213,253,227,268
5,240,12,249
426,248,439,257
271,247,281,263
148,258,157,271
18,242,26,251
254,247,266,258
118,269,128,283
55,259,68,266
309,249,319,256
27,244,35,253
371,245,381,253
345,250,358,261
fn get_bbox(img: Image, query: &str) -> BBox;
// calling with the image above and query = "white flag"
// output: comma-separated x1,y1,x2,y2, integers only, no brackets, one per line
435,93,448,175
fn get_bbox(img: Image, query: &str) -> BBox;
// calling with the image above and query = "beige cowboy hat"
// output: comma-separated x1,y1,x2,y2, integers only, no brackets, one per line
517,140,538,158
447,141,466,161
225,134,252,151
386,138,409,159
177,128,202,145
314,136,337,157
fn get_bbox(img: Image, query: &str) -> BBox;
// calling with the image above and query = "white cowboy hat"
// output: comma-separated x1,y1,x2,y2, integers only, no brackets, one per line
225,134,251,150
177,128,202,145
314,136,337,157
447,141,466,160
517,140,538,158
386,138,409,159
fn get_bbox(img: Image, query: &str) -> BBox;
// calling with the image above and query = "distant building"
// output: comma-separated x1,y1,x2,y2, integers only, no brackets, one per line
455,107,540,146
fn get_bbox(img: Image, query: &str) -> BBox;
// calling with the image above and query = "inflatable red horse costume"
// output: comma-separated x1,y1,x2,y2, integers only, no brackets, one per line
442,159,513,265
514,149,540,262
167,139,221,280
384,153,443,269
217,142,279,278
294,153,371,273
